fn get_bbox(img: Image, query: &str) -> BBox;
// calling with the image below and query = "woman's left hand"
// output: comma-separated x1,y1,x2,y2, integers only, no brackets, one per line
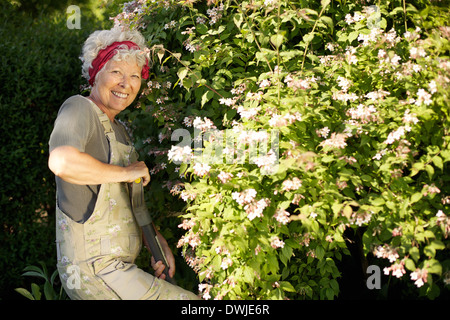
149,230,176,280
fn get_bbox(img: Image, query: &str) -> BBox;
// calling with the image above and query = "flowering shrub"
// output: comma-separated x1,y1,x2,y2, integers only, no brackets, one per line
112,0,449,299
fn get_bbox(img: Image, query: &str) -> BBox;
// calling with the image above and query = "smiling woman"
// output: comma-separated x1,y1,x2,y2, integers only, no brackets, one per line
90,59,143,120
47,26,199,300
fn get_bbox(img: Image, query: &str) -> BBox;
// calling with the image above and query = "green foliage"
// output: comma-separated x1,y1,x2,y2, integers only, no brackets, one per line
113,0,450,300
5,0,91,18
15,261,67,300
0,3,99,299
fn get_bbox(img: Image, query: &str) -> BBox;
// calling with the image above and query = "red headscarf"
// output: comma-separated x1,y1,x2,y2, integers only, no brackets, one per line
88,41,149,86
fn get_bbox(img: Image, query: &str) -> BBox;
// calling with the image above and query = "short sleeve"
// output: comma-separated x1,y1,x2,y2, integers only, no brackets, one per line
49,95,96,153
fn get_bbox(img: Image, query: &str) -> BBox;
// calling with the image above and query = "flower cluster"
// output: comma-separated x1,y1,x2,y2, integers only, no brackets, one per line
232,189,270,221
383,260,406,279
373,244,400,263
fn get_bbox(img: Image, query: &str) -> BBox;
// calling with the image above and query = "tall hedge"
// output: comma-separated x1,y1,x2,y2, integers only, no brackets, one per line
0,4,98,299
112,0,449,300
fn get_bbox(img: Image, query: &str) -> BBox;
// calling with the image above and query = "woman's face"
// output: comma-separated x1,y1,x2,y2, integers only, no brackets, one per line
92,59,142,119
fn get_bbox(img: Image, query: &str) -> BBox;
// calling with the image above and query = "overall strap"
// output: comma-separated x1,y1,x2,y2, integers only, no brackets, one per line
89,99,116,142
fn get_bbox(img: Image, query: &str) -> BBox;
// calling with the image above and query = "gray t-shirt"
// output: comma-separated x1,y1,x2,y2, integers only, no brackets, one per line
49,95,130,223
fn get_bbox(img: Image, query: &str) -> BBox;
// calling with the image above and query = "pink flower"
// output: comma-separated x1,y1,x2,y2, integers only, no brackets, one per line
320,132,348,149
253,149,278,170
410,268,428,288
217,171,233,183
270,236,285,249
259,79,271,88
384,261,406,278
415,88,432,106
347,104,378,123
392,227,403,237
232,189,257,206
409,46,427,59
281,177,302,192
180,190,197,202
273,208,290,225
193,117,216,131
193,162,211,177
423,183,441,196
383,126,411,145
168,145,192,163
219,97,237,106
374,244,399,263
237,106,260,119
402,109,419,124
178,219,195,230
245,198,270,221
316,127,330,138
428,80,437,94
221,256,233,270
337,76,351,92
177,231,201,248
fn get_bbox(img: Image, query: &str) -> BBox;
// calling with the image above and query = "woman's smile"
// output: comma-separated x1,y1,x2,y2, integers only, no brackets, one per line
111,90,129,99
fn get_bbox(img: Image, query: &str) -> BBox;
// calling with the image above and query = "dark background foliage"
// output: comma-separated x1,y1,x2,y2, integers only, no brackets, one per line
0,1,101,299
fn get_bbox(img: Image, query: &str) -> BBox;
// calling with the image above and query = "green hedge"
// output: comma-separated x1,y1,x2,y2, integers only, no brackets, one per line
0,3,99,299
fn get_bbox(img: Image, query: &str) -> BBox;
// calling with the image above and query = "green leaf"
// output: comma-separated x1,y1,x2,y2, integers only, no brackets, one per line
432,156,443,170
196,23,208,35
270,34,284,49
31,283,42,300
410,246,420,262
410,192,423,204
14,288,35,300
44,281,55,300
22,271,47,281
425,164,434,179
316,245,325,260
177,67,188,81
424,245,436,258
427,259,442,275
405,258,416,272
347,30,359,43
303,32,315,43
233,13,243,29
325,287,334,300
371,197,385,206
201,90,214,107
319,16,333,32
429,240,445,251
280,281,296,292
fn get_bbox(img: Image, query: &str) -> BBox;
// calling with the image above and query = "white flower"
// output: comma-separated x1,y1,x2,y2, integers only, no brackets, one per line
415,88,432,106
259,79,271,88
270,236,285,249
193,162,211,177
168,145,192,163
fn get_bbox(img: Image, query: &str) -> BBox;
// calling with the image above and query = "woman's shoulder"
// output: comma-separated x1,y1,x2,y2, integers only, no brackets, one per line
58,95,96,116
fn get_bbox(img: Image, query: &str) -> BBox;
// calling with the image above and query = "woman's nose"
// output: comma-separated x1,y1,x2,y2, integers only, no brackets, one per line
118,75,131,88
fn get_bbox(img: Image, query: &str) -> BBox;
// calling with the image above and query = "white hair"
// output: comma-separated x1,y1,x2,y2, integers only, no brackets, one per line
80,26,149,83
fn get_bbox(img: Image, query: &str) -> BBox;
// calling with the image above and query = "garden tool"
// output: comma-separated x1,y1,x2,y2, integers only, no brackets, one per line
130,178,176,285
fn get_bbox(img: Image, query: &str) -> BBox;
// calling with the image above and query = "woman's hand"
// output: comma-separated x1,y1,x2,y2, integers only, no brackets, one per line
148,230,176,280
124,160,151,186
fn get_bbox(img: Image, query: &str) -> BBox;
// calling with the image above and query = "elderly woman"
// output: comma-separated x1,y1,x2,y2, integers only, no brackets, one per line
48,27,198,300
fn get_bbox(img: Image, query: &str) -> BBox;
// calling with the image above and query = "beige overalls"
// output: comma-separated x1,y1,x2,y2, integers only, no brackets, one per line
55,100,199,300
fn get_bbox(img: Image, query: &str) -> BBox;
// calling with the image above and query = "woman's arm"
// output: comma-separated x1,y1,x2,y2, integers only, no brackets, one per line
48,145,150,186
